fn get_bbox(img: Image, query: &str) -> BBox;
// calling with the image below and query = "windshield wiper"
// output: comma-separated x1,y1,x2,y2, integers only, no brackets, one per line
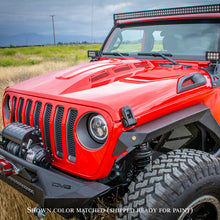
138,52,180,65
102,52,129,58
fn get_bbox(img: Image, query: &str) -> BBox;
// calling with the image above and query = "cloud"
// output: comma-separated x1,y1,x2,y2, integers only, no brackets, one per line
0,0,219,45
104,2,133,13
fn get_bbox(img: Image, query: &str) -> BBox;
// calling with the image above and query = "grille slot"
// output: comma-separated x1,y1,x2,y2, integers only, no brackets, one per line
43,103,52,152
33,101,42,127
66,109,78,162
18,98,24,123
25,99,33,125
12,97,17,122
54,106,64,158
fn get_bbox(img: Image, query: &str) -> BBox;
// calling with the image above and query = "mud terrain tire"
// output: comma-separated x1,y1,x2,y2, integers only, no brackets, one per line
118,149,220,220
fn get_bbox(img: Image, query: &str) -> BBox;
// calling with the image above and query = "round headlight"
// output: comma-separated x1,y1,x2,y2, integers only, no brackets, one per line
88,114,108,143
77,112,109,149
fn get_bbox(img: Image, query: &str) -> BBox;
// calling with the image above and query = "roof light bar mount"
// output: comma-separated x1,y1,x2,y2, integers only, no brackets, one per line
114,4,220,24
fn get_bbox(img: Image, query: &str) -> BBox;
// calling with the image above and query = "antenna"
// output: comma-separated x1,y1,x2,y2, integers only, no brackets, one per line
91,0,94,43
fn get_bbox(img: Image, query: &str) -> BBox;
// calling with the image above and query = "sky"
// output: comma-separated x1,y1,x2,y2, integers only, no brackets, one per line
0,0,219,46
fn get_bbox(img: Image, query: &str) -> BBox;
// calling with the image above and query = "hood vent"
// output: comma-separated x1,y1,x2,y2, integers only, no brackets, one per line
91,72,109,82
135,63,149,68
114,66,131,73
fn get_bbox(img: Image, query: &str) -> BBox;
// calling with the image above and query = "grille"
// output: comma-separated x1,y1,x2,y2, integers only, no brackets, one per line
43,103,52,152
34,101,42,127
12,97,17,122
18,98,24,123
25,99,33,125
66,109,78,162
10,96,78,163
54,106,64,158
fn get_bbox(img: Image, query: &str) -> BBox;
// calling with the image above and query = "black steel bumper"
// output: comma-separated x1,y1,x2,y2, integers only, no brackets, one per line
0,147,110,209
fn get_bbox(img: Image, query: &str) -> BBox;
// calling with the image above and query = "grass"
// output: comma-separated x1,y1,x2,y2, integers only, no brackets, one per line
0,56,41,67
0,44,101,67
0,44,102,220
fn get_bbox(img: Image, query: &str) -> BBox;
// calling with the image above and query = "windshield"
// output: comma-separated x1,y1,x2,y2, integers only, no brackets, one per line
102,21,220,60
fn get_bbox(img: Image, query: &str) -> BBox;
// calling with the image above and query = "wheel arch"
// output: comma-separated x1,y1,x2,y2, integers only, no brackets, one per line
113,103,220,156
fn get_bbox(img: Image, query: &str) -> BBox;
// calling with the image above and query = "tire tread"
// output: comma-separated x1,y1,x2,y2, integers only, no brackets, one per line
118,149,220,220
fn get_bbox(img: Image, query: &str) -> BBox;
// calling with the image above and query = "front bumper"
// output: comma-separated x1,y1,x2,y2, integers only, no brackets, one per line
0,147,110,209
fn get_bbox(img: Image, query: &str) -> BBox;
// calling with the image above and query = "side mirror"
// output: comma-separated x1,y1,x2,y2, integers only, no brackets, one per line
88,50,100,60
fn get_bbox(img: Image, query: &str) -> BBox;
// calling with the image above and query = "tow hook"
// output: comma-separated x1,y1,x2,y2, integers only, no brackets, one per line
0,155,20,177
34,206,46,220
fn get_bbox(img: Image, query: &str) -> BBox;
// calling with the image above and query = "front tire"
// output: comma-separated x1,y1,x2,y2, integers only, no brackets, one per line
118,149,220,220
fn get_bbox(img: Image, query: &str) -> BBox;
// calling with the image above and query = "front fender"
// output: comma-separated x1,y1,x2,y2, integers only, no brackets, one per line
113,103,220,156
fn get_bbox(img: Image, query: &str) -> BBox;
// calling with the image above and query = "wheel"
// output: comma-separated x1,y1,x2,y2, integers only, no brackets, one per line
118,149,220,220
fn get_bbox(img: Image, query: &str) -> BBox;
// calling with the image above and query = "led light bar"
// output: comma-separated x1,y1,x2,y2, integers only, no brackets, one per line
114,4,220,23
206,51,220,62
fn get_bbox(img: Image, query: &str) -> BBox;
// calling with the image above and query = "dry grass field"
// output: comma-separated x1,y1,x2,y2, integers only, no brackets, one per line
0,45,113,220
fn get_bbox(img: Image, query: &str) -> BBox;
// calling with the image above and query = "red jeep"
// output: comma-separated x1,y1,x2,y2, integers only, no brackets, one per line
1,4,220,220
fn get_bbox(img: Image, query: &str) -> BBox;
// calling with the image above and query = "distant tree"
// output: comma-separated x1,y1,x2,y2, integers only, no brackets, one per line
9,44,16,48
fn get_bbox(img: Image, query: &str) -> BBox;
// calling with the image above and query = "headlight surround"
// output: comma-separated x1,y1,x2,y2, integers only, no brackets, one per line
88,114,108,143
76,112,109,150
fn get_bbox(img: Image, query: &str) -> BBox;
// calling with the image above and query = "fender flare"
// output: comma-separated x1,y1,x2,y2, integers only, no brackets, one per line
113,103,220,156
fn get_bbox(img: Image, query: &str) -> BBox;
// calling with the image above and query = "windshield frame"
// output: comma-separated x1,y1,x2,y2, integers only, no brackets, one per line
100,18,220,61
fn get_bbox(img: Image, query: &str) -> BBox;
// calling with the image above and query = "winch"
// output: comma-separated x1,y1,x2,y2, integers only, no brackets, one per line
0,122,51,169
